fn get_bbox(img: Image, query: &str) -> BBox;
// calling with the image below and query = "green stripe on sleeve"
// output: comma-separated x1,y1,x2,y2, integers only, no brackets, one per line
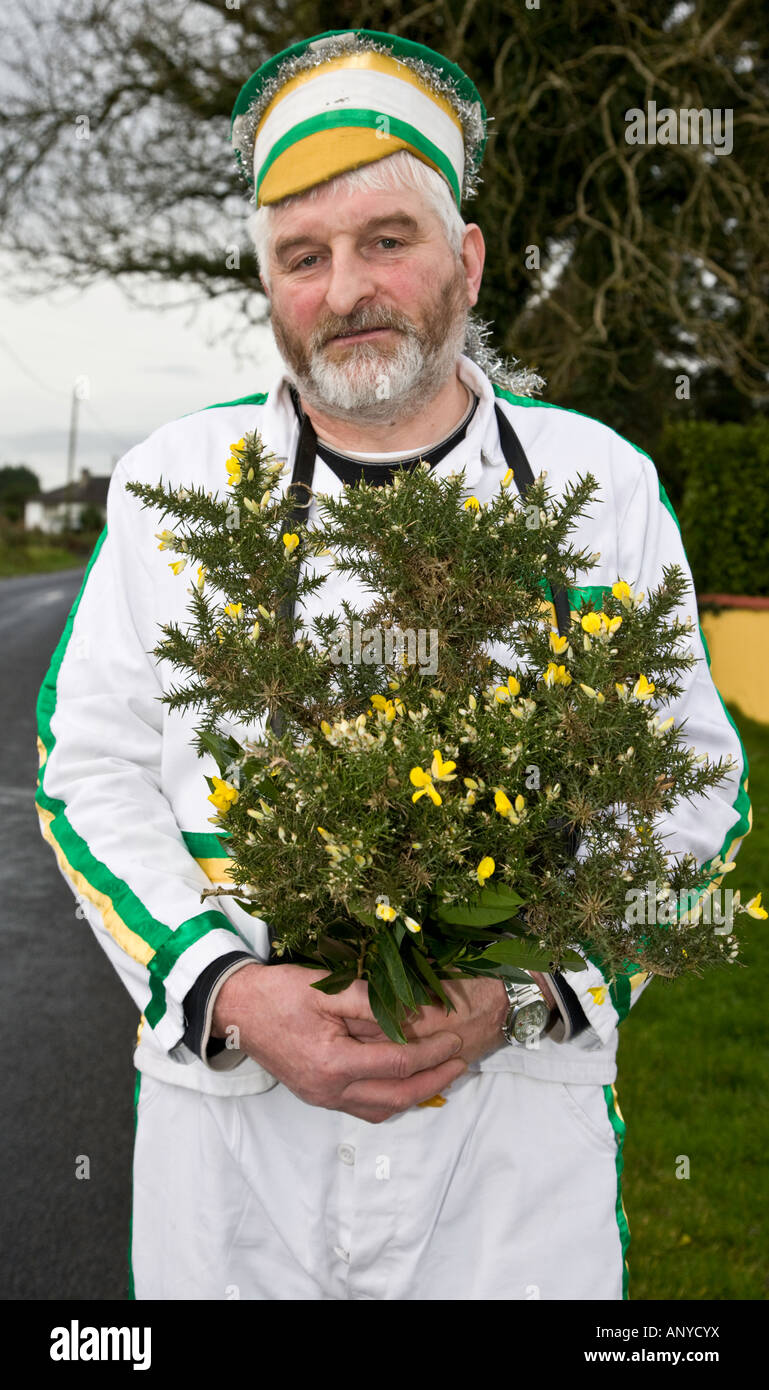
604,1084,631,1299
35,524,241,1028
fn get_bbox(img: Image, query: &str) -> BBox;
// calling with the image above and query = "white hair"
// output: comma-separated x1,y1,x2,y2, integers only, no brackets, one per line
246,149,466,290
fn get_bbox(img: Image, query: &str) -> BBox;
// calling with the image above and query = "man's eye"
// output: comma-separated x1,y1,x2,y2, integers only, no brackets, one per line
296,254,318,269
377,238,401,250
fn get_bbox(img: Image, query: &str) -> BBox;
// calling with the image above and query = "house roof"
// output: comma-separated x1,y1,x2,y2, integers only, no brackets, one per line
37,476,111,506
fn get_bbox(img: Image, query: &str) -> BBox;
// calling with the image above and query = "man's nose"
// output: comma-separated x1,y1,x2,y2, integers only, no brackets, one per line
323,247,377,318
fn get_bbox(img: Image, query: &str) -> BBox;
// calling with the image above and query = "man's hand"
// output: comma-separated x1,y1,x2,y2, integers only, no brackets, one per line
211,962,467,1125
344,971,557,1063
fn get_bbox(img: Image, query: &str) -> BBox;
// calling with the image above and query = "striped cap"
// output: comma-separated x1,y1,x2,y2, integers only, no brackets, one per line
231,29,487,209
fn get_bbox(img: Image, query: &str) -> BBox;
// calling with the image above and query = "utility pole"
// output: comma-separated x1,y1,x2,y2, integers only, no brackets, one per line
65,381,80,530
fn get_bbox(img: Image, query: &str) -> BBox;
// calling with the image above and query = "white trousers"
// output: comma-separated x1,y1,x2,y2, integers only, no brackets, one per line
130,1066,629,1301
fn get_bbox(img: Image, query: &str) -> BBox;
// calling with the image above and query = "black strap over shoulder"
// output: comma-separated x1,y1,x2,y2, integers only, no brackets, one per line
285,386,317,527
494,402,571,638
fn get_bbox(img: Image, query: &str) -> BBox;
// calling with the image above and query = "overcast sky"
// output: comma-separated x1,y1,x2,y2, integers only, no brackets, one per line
0,275,285,492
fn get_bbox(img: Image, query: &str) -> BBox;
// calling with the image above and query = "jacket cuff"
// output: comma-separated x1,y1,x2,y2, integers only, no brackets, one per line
182,952,261,1070
544,971,591,1043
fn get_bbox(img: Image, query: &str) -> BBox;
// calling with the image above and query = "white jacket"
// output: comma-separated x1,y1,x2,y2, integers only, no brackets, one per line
34,355,750,1094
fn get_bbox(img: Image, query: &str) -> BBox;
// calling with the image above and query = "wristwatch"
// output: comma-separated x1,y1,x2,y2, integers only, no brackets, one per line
501,976,555,1046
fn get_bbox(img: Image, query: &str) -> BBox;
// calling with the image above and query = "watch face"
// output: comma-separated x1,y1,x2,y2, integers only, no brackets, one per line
513,999,551,1045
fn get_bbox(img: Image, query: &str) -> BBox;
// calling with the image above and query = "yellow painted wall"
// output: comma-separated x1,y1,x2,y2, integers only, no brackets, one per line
700,609,769,725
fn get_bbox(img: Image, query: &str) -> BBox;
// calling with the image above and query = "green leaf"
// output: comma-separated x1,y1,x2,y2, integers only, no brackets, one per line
311,969,358,995
432,884,525,928
367,971,407,1044
197,728,243,774
462,961,535,985
376,930,417,1010
348,901,380,930
478,884,525,910
410,950,454,1011
480,939,587,972
407,969,433,1007
558,949,588,972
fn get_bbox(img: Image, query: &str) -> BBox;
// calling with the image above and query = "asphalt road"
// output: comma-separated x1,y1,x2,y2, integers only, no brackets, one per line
0,567,137,1300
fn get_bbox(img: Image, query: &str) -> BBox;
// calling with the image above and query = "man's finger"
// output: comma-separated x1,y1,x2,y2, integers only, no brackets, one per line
340,1056,468,1118
328,1028,463,1084
317,979,379,1022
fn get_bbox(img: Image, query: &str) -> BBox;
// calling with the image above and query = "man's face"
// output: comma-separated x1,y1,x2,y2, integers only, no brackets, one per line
263,177,481,420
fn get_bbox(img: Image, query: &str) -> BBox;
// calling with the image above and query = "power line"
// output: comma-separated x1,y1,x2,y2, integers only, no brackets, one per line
0,331,68,398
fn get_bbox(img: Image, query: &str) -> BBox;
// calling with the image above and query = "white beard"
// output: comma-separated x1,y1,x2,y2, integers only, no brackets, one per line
296,311,468,421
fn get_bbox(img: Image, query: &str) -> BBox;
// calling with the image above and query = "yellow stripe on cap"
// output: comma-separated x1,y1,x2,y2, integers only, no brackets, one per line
259,128,443,206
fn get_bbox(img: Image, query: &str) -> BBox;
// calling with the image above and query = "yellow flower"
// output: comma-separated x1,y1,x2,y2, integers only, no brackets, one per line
506,674,520,696
229,438,246,453
168,559,187,575
501,468,515,488
495,790,525,822
494,685,511,703
430,749,457,781
543,662,572,686
283,532,300,553
603,614,623,634
196,565,207,591
464,496,480,511
549,631,569,655
403,916,422,934
225,458,242,487
409,767,442,806
612,580,632,601
579,683,606,703
632,674,656,701
581,612,603,634
375,903,396,922
224,602,243,619
746,893,768,920
477,856,495,884
207,776,239,813
249,622,260,641
155,529,177,551
259,490,272,509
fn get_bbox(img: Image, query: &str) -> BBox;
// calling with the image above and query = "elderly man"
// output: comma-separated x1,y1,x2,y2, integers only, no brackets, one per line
35,28,749,1302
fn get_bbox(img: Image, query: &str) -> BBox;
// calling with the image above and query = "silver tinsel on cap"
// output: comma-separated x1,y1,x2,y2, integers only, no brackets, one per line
232,31,488,203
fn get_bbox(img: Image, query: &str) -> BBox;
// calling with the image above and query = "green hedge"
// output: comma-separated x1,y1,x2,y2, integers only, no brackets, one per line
655,419,769,598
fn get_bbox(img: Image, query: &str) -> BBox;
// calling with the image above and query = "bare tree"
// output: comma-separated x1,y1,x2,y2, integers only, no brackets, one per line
1,0,766,448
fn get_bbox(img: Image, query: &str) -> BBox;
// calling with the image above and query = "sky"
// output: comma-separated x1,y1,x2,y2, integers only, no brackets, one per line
0,276,285,493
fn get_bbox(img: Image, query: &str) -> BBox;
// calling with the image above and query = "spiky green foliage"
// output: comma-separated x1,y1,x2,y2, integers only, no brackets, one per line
127,430,756,1042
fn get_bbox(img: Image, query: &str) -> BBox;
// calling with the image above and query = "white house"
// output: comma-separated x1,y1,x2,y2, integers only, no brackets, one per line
24,469,111,534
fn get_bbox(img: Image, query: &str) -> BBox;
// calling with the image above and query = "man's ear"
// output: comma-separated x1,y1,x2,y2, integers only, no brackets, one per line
461,224,485,308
